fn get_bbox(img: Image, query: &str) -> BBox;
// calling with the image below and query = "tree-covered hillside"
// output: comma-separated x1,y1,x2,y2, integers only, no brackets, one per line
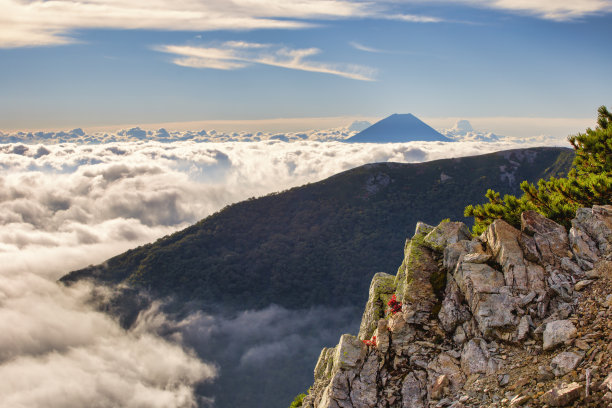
61,147,573,311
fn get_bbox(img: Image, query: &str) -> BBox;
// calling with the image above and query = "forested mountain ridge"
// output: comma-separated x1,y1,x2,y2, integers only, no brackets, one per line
61,147,573,312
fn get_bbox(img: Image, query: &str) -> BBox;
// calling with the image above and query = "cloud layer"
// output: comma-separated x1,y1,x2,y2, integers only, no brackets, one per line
0,120,571,145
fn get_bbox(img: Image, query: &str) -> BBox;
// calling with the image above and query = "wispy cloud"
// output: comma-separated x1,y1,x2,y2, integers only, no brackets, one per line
0,0,367,48
433,0,612,21
350,41,385,53
1,0,610,49
157,41,377,81
387,13,444,23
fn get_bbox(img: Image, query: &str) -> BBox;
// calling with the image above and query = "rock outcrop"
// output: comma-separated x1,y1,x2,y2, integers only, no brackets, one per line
301,206,612,408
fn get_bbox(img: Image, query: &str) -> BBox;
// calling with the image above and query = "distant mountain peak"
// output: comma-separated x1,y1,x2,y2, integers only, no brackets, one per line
346,113,453,143
348,120,372,132
452,119,473,133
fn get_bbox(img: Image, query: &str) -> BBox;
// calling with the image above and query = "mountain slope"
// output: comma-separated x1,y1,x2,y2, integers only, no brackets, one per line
345,114,452,143
61,147,573,312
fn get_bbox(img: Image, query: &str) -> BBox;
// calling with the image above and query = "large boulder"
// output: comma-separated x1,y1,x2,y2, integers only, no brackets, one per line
438,274,471,334
395,233,440,324
423,221,471,252
485,220,530,290
452,262,519,338
521,210,570,266
570,205,612,269
358,272,396,340
334,334,365,370
443,239,487,273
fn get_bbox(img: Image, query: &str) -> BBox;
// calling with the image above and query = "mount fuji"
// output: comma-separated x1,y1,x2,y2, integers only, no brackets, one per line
346,113,453,143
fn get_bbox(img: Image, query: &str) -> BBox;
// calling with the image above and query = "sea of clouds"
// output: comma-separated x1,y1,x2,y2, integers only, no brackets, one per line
0,122,570,406
0,119,569,145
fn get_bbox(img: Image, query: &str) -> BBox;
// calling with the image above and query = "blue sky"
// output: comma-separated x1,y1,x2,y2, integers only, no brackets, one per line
1,0,611,131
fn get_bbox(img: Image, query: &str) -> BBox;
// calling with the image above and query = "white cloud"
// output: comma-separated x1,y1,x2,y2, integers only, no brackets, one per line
0,271,216,407
1,0,609,49
416,0,612,21
0,0,367,48
387,13,444,23
350,41,384,53
0,137,567,277
476,0,612,21
157,42,377,81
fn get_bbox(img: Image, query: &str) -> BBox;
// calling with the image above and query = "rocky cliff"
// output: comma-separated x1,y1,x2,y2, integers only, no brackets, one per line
301,205,612,408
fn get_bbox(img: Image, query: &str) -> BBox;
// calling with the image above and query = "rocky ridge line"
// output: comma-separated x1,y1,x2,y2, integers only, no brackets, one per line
301,205,612,408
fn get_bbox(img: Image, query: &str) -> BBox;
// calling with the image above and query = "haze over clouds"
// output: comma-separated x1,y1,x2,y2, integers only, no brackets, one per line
0,119,576,145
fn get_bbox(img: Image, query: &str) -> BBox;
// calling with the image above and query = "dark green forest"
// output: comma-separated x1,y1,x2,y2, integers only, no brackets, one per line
62,147,573,312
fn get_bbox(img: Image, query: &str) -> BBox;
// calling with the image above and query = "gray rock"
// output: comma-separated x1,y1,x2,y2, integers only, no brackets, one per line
358,272,396,340
485,220,530,290
333,334,365,370
395,235,439,324
453,261,519,337
454,262,505,306
519,291,536,306
350,354,378,408
443,239,486,272
543,320,577,350
430,374,449,400
438,275,471,333
538,365,555,381
424,221,472,252
498,374,510,386
472,292,519,339
461,339,498,375
519,233,540,262
319,371,352,408
550,351,583,377
415,221,435,236
517,315,531,341
388,314,417,353
574,279,593,291
560,257,583,275
569,226,598,269
428,352,465,392
314,347,336,381
541,382,582,407
570,205,612,268
374,319,390,354
401,371,427,408
521,210,569,266
453,325,467,345
462,252,491,264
